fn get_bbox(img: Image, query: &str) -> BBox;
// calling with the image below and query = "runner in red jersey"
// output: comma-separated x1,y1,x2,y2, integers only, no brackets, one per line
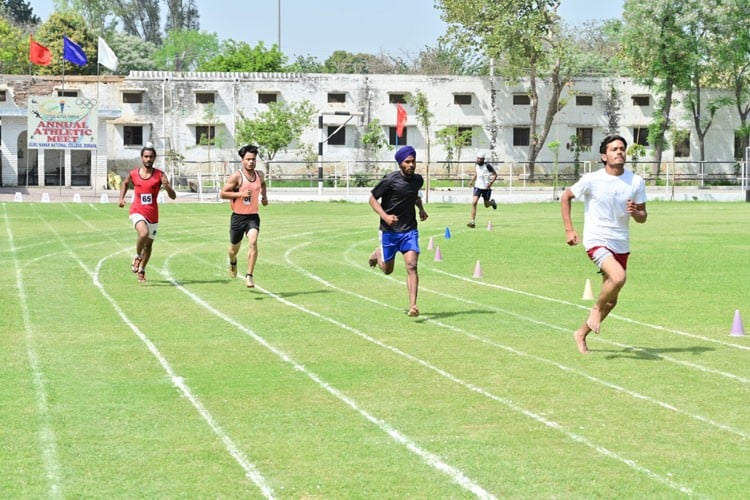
119,145,176,282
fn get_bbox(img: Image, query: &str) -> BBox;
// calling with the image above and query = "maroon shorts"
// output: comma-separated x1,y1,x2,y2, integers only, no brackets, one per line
586,246,629,270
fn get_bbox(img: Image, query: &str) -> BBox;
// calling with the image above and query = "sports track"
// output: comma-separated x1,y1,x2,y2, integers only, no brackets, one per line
4,200,749,498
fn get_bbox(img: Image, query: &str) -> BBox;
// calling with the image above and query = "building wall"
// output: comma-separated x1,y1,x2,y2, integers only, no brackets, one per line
0,72,744,187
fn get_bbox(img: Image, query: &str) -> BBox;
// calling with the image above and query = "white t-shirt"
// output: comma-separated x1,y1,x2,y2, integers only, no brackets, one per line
474,163,496,189
569,168,647,253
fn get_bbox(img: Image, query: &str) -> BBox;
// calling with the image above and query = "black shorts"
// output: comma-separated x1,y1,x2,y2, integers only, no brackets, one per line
473,187,492,201
230,213,260,244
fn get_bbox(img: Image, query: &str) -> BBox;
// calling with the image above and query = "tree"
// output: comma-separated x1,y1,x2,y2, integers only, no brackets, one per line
197,103,229,172
435,125,473,174
104,32,157,73
0,16,27,73
286,54,324,73
57,0,117,35
407,90,434,201
360,118,392,175
1,0,40,24
112,0,161,45
323,50,384,74
437,0,573,177
235,100,317,166
34,10,96,75
681,0,733,161
411,42,485,76
564,19,624,76
621,0,694,175
714,0,750,157
603,82,622,134
153,29,218,72
165,0,199,32
199,40,285,73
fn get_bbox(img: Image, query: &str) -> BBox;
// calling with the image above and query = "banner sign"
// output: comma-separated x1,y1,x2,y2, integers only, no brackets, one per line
27,96,98,149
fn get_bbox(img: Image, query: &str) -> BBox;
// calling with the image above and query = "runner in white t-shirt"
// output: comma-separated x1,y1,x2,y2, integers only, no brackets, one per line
561,134,648,354
467,151,498,228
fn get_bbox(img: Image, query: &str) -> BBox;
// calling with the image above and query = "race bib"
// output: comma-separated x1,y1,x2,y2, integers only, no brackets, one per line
140,193,153,205
243,193,252,205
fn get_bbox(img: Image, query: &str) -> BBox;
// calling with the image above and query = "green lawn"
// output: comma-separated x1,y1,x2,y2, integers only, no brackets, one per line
2,199,749,498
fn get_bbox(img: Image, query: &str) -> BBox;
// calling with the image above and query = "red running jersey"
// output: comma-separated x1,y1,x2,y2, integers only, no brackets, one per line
129,168,164,223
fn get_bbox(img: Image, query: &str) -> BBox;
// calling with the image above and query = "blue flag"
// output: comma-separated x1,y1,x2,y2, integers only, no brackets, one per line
63,36,88,66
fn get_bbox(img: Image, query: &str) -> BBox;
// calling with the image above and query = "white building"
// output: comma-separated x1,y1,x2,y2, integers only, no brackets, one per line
0,72,743,187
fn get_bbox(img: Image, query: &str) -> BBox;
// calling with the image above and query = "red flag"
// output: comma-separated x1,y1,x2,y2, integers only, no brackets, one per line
29,35,51,66
396,103,407,138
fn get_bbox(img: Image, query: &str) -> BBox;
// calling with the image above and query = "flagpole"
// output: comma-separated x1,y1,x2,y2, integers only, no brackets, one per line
94,61,100,198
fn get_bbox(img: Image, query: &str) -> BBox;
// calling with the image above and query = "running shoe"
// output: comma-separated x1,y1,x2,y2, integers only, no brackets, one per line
137,270,146,282
229,261,237,278
245,273,254,288
490,199,497,210
467,221,476,228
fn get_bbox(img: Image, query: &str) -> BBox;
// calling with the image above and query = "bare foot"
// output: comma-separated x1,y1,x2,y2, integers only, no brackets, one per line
574,329,591,354
586,307,602,334
368,249,379,268
407,306,420,317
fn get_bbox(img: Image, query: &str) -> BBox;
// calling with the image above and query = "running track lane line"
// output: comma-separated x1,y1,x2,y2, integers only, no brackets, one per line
32,207,276,499
3,205,62,498
160,259,497,500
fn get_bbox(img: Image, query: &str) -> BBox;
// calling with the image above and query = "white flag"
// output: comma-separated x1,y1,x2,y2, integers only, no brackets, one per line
98,37,118,71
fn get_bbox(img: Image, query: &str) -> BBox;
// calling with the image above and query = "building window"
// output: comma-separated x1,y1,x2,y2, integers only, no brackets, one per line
327,92,346,104
258,92,277,104
576,95,593,106
123,126,143,146
576,127,593,148
513,127,530,146
327,126,346,146
454,94,472,105
0,90,6,102
674,134,690,157
458,126,473,145
632,95,650,106
57,90,78,97
195,125,216,145
122,92,143,104
633,127,650,146
389,127,408,146
389,93,407,104
513,93,530,105
195,92,215,104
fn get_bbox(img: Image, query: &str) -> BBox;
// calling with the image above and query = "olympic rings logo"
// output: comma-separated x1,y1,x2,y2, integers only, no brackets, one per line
76,98,97,109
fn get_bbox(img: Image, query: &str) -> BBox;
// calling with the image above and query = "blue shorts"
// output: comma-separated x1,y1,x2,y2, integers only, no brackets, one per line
380,229,420,262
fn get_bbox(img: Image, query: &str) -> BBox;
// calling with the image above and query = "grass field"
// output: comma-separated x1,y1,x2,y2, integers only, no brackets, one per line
2,199,749,498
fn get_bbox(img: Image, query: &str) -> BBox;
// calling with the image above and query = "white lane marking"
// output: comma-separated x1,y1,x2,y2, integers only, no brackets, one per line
3,205,62,498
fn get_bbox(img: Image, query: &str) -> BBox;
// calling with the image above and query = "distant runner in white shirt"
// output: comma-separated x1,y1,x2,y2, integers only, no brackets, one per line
467,151,497,228
561,134,648,354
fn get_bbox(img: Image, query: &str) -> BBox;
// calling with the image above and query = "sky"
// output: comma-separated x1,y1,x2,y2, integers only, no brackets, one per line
30,0,624,60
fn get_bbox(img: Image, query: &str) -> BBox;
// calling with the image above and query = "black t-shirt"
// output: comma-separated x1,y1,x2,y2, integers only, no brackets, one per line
371,170,424,233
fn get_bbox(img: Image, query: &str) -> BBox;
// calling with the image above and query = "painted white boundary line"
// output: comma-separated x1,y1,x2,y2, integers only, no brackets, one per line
3,205,62,498
306,241,750,441
276,243,698,495
429,269,750,383
429,267,750,352
161,260,497,500
32,208,275,499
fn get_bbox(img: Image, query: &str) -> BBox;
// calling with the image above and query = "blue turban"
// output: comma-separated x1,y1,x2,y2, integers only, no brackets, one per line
394,145,416,165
